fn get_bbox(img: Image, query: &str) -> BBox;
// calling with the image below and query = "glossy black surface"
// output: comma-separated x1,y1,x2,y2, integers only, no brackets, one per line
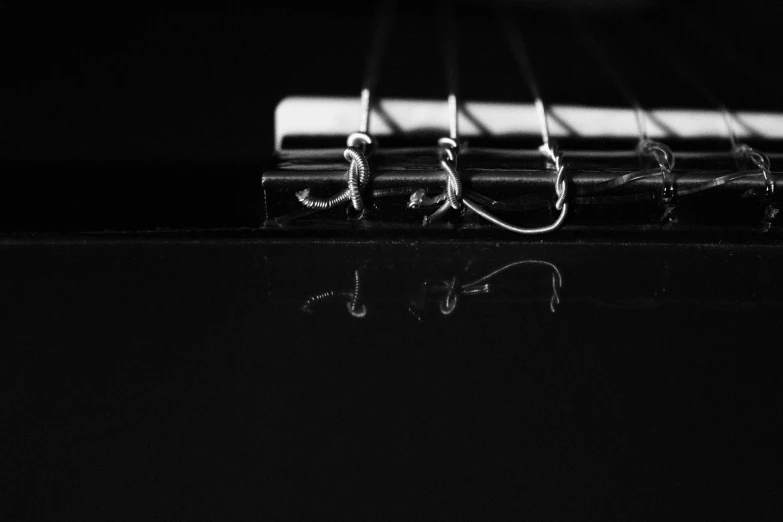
3,239,782,519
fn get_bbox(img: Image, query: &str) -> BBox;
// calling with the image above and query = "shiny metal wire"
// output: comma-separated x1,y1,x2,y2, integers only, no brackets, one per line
454,140,569,235
638,139,676,200
296,1,395,214
301,269,366,318
635,20,774,200
419,11,568,234
439,276,461,315
436,259,563,315
301,290,338,313
439,137,462,210
490,14,568,233
344,146,371,210
345,268,367,318
360,0,395,133
734,144,775,197
297,136,371,212
568,18,680,200
673,145,774,199
469,259,562,313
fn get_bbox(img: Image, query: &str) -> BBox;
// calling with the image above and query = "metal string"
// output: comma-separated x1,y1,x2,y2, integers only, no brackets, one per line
496,15,550,146
359,0,396,134
417,7,568,234
297,1,396,213
417,259,563,315
634,17,774,197
563,16,677,204
463,259,563,314
635,20,739,148
436,1,459,140
301,269,366,318
567,17,649,142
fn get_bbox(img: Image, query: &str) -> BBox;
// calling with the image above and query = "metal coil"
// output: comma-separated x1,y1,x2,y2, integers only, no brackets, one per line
343,147,371,211
296,188,351,211
300,269,366,318
296,144,371,212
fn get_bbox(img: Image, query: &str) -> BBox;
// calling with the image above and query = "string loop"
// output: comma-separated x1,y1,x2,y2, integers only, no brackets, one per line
439,137,462,210
418,137,569,234
638,139,676,200
734,144,774,197
431,259,562,315
297,134,372,212
538,142,568,211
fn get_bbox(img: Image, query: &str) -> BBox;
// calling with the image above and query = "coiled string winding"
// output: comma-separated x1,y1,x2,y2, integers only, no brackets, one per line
294,1,395,216
296,133,372,213
284,2,776,228
415,6,569,235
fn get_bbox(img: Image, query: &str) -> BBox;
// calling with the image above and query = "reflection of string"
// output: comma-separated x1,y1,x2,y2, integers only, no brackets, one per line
301,269,366,318
300,260,563,318
464,259,562,313
425,259,563,315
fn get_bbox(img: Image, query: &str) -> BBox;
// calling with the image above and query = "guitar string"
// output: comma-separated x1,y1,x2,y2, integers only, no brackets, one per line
446,8,567,234
295,0,396,214
411,9,573,220
359,0,396,135
564,16,675,204
633,15,774,197
434,11,590,216
283,7,773,226
565,16,649,142
496,13,551,148
431,259,563,315
468,12,761,211
487,12,660,211
436,0,459,142
410,3,568,234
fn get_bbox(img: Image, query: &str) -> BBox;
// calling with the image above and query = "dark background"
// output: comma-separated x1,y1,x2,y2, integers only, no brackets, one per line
3,1,783,519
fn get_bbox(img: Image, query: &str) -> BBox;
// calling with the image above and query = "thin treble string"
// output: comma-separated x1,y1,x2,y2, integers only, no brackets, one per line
359,0,396,134
567,16,648,142
562,15,676,202
437,0,459,141
633,17,739,148
496,14,550,147
420,7,569,235
634,15,773,196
